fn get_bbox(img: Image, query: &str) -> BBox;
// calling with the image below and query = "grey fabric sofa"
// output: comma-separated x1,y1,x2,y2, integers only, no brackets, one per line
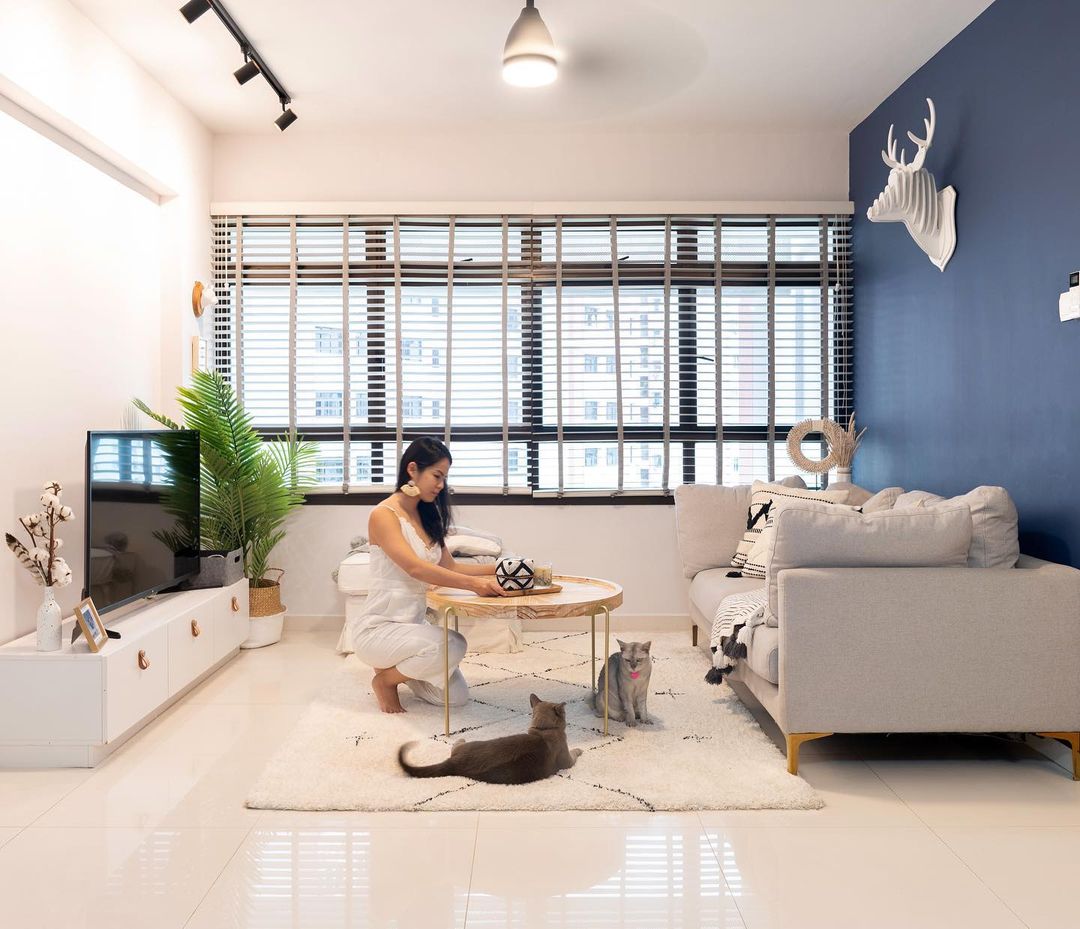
674,483,1080,778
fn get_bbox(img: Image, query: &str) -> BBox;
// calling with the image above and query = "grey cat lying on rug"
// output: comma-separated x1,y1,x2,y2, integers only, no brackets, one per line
398,694,582,785
593,640,653,726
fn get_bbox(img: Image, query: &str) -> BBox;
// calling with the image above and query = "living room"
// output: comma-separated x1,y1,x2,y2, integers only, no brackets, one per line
1,1,1077,927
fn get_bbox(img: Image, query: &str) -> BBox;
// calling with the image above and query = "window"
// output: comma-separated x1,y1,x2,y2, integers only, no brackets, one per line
315,391,343,418
213,213,851,495
316,459,344,483
640,468,650,482
585,448,598,467
316,326,343,355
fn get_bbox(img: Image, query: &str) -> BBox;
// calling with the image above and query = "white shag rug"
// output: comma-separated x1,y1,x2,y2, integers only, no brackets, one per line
246,631,823,812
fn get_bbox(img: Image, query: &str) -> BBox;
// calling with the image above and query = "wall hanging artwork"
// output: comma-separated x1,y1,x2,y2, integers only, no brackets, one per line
867,97,957,271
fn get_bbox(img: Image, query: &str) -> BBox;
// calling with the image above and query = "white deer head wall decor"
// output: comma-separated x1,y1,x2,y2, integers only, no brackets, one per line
867,97,957,271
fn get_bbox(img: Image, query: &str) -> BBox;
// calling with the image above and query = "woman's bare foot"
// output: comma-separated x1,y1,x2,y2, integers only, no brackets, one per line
372,671,406,713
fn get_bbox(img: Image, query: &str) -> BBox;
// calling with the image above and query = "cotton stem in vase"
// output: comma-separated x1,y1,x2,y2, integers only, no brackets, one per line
5,481,75,589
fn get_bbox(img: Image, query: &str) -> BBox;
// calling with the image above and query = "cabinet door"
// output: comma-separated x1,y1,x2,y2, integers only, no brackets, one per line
168,604,216,697
214,580,250,661
105,627,169,742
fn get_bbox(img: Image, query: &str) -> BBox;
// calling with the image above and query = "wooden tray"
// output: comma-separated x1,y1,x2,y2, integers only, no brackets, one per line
497,583,563,598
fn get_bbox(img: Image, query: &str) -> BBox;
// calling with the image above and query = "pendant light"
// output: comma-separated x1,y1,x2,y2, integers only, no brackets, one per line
502,0,558,87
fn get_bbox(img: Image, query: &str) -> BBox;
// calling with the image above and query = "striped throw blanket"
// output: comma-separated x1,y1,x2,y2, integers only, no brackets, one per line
704,587,768,684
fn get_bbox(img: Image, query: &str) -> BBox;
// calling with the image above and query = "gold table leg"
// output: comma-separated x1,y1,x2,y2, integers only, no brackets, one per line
442,606,457,738
600,604,611,736
590,612,596,692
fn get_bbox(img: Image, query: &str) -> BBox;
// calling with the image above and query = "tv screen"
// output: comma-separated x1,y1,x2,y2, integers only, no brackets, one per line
85,430,201,614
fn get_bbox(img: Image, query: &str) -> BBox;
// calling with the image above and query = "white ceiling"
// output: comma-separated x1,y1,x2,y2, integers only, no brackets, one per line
69,0,993,135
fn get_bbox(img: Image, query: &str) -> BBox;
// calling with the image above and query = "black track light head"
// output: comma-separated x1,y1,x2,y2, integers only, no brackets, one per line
179,0,211,24
275,105,297,131
234,58,260,85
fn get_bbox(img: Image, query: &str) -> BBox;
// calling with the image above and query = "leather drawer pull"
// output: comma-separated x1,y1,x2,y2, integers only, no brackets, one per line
231,597,240,613
137,650,150,670
191,619,202,637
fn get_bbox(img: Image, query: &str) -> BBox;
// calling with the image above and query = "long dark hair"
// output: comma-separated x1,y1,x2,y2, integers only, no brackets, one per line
396,437,453,546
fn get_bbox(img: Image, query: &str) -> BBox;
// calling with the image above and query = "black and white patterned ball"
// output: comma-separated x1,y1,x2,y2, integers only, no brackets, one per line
495,557,535,591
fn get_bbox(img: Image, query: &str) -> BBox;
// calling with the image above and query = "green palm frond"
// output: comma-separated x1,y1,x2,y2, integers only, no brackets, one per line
134,371,315,584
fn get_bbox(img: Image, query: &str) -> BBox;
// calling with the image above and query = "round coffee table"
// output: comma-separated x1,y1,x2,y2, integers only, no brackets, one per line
426,575,624,736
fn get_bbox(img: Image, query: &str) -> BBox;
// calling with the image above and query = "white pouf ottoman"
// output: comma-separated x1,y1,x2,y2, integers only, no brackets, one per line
335,550,522,654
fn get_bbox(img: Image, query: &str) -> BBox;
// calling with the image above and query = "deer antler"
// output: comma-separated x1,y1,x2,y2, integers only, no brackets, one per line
906,97,936,171
880,98,936,172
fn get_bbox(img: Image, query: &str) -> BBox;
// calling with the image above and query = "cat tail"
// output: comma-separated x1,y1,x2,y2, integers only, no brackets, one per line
398,742,455,778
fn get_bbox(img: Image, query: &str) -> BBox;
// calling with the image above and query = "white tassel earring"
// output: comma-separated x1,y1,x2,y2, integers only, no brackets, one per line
401,479,421,498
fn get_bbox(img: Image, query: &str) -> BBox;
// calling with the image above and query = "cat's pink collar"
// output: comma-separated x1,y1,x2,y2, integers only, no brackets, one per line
630,671,640,679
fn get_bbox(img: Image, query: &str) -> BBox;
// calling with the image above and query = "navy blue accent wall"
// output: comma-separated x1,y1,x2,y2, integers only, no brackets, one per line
849,0,1080,565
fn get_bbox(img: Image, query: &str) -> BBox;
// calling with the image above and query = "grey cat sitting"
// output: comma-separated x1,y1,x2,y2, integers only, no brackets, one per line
398,694,582,785
593,639,653,726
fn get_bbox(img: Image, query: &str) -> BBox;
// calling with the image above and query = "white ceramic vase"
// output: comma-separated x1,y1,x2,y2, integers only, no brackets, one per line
834,466,853,485
36,586,62,652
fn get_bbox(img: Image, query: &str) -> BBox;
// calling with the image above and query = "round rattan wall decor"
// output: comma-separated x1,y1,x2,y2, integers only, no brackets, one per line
786,418,842,473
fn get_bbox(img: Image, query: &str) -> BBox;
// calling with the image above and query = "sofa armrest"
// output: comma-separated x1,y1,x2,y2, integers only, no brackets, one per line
775,561,1080,734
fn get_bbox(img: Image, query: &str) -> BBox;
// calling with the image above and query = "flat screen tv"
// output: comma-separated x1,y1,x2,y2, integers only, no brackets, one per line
84,430,201,614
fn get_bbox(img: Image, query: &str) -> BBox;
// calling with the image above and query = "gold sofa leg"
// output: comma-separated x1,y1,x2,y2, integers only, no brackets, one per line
785,732,833,775
691,624,698,647
1036,732,1080,780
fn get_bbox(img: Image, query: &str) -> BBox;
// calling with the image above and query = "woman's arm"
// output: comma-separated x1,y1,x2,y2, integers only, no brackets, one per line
369,509,505,594
437,547,497,577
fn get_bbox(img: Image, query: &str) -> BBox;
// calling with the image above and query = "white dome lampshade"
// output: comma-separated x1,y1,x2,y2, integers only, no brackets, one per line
502,0,558,87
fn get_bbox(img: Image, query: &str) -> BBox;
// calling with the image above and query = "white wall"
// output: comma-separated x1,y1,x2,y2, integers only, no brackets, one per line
274,502,689,628
0,0,211,644
212,128,849,203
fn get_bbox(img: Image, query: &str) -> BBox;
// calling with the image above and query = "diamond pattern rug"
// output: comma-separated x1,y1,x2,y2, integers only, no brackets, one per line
246,631,823,811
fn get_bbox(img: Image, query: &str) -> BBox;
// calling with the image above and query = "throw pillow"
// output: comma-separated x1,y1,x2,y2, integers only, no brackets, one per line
673,475,806,578
862,486,905,513
729,481,850,578
893,486,1019,568
447,534,502,558
764,502,974,625
743,498,863,581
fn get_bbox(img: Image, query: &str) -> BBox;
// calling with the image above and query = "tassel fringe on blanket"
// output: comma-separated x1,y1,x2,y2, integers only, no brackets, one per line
705,588,768,685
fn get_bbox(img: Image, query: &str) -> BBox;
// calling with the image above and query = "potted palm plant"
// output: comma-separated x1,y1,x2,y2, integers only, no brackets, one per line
134,370,316,647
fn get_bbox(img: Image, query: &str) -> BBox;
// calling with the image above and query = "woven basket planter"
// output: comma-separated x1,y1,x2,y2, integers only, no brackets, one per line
249,568,285,618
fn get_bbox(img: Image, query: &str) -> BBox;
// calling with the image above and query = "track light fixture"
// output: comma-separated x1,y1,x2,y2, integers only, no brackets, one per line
275,103,298,131
179,0,211,23
233,52,260,86
179,0,297,129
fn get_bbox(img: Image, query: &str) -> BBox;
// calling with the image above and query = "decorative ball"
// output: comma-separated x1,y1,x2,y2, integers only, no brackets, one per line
495,557,535,591
786,418,843,473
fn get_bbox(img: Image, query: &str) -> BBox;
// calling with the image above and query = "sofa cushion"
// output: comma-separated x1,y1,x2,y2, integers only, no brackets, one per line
765,502,974,624
746,624,779,684
863,486,905,512
674,475,805,578
894,487,1019,569
689,568,768,622
731,481,851,579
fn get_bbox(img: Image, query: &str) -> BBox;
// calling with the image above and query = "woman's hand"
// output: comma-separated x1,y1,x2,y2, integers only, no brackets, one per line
470,576,510,597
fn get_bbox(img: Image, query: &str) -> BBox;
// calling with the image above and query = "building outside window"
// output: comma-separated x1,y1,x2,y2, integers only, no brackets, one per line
316,326,343,355
584,400,597,421
585,448,598,467
315,391,343,417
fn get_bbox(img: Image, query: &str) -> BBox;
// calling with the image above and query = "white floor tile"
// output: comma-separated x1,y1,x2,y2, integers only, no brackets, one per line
0,826,248,929
256,809,479,830
0,767,93,827
185,826,476,929
936,826,1080,929
706,826,1024,929
468,823,746,928
697,759,923,828
866,756,1080,827
477,810,704,831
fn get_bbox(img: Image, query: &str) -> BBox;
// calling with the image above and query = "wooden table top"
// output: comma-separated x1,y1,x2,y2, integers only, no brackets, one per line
426,575,623,620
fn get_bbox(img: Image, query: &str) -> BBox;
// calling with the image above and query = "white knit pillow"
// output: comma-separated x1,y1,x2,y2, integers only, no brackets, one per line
893,486,1019,568
730,481,850,579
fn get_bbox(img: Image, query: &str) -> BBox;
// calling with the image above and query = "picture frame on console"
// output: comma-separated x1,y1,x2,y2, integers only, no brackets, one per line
74,597,108,652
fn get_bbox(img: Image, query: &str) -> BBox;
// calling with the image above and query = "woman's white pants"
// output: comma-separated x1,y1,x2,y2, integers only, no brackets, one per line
354,621,469,707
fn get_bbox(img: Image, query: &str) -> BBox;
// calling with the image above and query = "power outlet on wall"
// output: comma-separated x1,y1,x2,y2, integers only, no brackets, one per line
1058,272,1080,321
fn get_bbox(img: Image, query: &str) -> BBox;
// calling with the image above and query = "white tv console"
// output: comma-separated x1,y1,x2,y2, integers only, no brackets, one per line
0,577,250,767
